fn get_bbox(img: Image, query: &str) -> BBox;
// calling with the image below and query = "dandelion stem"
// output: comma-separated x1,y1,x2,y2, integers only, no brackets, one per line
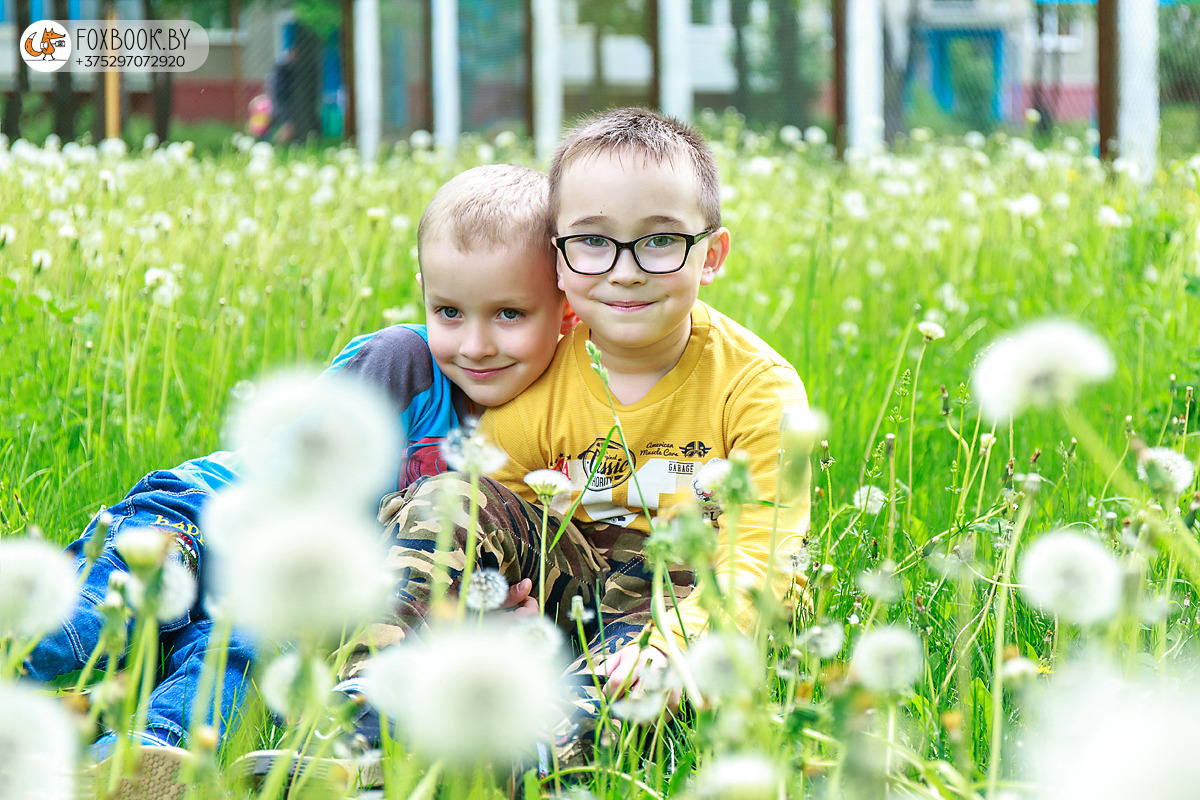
907,343,928,532
538,502,550,616
455,470,483,620
859,316,916,485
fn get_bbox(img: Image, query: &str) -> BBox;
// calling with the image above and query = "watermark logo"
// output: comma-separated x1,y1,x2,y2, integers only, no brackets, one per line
21,20,71,72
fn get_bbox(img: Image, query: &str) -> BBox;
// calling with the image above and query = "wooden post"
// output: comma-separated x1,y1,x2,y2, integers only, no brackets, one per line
342,0,357,140
1096,0,1117,160
833,0,847,157
105,7,120,139
231,0,243,126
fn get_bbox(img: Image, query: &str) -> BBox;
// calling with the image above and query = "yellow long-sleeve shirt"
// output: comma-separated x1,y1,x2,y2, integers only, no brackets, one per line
478,301,811,649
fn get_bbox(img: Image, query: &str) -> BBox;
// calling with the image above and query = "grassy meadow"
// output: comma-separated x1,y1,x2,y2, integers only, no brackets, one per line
1,114,1200,798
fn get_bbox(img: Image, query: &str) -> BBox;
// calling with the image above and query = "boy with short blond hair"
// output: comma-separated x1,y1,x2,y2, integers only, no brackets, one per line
369,108,811,762
28,164,570,778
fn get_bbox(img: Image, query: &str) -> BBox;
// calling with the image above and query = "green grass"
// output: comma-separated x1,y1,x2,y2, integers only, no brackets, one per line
1,123,1199,798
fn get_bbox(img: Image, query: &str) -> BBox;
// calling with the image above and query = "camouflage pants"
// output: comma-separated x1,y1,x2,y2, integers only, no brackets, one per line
345,472,693,765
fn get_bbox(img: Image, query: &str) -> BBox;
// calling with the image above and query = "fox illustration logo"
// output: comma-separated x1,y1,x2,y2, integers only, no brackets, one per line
24,26,67,59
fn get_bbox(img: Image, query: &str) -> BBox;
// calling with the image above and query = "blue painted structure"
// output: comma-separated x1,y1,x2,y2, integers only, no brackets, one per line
923,28,1006,119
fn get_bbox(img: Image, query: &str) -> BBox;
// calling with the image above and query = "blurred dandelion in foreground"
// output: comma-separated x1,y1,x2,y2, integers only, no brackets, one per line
0,682,76,800
971,320,1115,423
213,508,391,643
260,651,334,720
440,422,508,476
797,622,846,660
363,620,564,765
850,626,924,692
1019,530,1121,625
917,320,945,342
1136,447,1194,499
1028,662,1200,800
852,485,887,515
685,633,761,706
0,538,78,639
692,752,782,800
228,370,401,507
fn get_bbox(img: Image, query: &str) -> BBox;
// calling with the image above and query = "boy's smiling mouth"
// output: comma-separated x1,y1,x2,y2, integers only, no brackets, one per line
460,365,512,379
604,300,654,311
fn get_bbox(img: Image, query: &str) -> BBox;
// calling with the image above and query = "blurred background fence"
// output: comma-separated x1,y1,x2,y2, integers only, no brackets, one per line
1,0,1197,160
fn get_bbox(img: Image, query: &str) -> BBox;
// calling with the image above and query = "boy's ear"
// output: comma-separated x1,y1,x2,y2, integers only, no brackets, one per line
699,227,731,287
415,272,423,290
559,298,578,335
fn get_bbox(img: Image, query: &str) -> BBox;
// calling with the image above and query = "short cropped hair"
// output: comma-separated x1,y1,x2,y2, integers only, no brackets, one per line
548,107,721,231
417,164,554,266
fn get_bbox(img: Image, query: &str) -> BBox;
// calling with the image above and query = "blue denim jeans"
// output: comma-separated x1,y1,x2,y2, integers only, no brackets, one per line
25,470,255,755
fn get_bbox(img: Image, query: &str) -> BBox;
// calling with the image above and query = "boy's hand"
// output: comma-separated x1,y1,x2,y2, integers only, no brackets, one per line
595,643,682,712
500,578,539,616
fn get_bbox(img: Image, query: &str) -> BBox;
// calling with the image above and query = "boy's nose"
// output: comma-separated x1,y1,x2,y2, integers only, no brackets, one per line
459,323,498,359
607,248,646,285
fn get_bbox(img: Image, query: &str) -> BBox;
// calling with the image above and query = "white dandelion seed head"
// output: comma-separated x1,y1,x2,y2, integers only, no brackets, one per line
465,568,509,612
979,432,997,452
917,320,945,342
964,131,986,149
970,320,1115,423
0,682,77,800
797,623,846,660
780,406,827,456
493,130,519,149
0,224,14,246
363,620,565,765
850,626,924,692
228,369,402,507
409,129,434,150
31,249,52,270
1019,530,1122,625
693,458,732,499
1028,661,1200,800
439,423,508,476
692,753,782,800
510,614,567,659
852,485,887,515
260,651,334,720
114,526,172,573
1005,193,1042,218
857,561,901,602
1001,656,1040,686
157,558,198,622
1051,191,1071,211
0,538,78,639
685,633,762,706
803,126,827,146
523,469,571,501
98,137,127,159
1097,205,1130,229
213,508,391,643
1136,447,1194,498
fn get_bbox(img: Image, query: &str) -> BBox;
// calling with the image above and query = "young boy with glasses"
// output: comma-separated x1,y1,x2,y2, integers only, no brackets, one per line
361,107,812,765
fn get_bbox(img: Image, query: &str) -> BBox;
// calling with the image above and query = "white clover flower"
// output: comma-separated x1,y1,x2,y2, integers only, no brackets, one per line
850,626,924,692
918,320,945,342
364,620,564,765
0,682,76,800
260,651,334,720
796,623,846,659
970,320,1115,423
228,369,402,507
114,526,171,573
523,469,571,501
803,126,827,146
1136,447,1195,497
685,633,761,706
466,568,509,612
693,753,781,800
1019,530,1121,625
852,485,887,515
1028,662,1200,800
31,250,52,270
0,538,78,639
213,507,391,643
440,423,508,476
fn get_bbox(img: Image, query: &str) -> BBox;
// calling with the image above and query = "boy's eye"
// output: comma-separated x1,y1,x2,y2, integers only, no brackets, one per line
435,307,461,320
645,234,682,249
498,308,523,321
580,236,613,249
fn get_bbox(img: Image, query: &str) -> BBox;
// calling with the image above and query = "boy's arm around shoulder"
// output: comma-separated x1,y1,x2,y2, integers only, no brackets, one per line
650,361,812,652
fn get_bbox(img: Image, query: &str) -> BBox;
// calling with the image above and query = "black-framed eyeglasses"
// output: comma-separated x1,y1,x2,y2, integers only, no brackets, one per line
554,230,713,276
